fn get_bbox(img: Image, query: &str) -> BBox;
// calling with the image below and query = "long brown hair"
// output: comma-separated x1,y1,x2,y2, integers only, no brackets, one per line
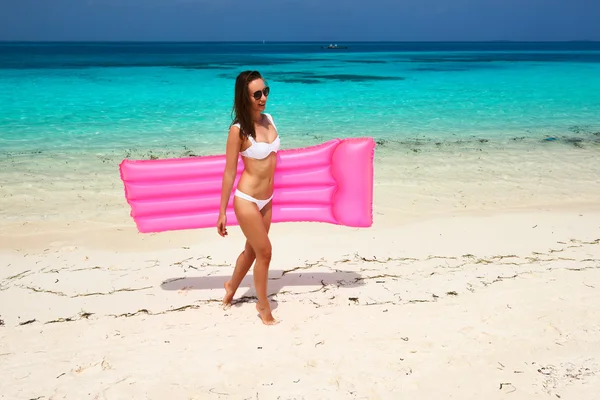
231,70,263,140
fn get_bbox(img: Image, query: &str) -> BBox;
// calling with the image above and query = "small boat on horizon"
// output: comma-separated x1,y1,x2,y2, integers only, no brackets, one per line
322,44,348,50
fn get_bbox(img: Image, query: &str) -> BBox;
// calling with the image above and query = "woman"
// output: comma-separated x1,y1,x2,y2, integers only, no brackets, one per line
217,70,280,325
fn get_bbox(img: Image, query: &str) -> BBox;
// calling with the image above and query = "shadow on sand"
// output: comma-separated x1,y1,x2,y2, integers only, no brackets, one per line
160,270,365,307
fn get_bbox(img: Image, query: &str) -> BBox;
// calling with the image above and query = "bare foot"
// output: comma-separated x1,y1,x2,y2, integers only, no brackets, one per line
256,303,279,325
222,280,235,309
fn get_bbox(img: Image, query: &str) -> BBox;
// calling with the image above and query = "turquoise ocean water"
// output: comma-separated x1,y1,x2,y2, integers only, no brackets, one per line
1,41,600,157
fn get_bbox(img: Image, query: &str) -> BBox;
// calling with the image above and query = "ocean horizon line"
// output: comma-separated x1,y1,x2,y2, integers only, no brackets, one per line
2,39,600,44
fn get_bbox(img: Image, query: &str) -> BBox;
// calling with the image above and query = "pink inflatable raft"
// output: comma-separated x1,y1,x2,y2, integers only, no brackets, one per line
119,137,375,233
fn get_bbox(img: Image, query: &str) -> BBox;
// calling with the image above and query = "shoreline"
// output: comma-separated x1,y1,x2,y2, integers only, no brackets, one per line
1,136,599,249
2,125,599,157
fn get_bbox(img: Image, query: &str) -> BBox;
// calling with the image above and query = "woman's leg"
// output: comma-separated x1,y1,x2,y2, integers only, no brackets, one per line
222,241,255,307
222,204,272,306
233,197,277,325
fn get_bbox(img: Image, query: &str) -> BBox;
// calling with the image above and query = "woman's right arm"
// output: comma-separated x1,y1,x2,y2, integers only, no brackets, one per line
219,126,242,216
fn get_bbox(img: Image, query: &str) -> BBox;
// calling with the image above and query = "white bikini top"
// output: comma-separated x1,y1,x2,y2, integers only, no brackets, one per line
234,113,281,160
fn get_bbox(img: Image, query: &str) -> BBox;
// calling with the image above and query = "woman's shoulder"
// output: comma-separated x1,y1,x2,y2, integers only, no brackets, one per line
228,122,242,139
263,113,277,130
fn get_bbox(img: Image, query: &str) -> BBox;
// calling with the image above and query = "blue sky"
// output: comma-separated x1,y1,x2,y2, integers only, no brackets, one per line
1,0,598,42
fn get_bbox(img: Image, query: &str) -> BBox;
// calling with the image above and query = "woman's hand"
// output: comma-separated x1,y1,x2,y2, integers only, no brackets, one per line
217,213,228,237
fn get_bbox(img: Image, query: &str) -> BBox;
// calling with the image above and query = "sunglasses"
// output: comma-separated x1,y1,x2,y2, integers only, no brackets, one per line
251,86,270,100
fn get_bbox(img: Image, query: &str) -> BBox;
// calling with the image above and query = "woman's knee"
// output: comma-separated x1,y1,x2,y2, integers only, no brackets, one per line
243,242,256,260
255,242,272,262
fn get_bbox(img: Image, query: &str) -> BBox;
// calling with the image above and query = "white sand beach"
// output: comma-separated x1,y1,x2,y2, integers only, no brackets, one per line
1,144,600,399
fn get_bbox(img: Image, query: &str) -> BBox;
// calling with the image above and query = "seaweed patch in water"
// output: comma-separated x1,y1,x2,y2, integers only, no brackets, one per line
275,78,322,84
568,125,589,134
216,72,236,80
342,59,388,64
269,71,318,77
267,71,404,83
311,74,405,82
411,67,470,72
564,137,585,148
542,135,590,148
175,64,235,70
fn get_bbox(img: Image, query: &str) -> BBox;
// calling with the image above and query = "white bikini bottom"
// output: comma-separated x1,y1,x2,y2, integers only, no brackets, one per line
234,189,273,211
